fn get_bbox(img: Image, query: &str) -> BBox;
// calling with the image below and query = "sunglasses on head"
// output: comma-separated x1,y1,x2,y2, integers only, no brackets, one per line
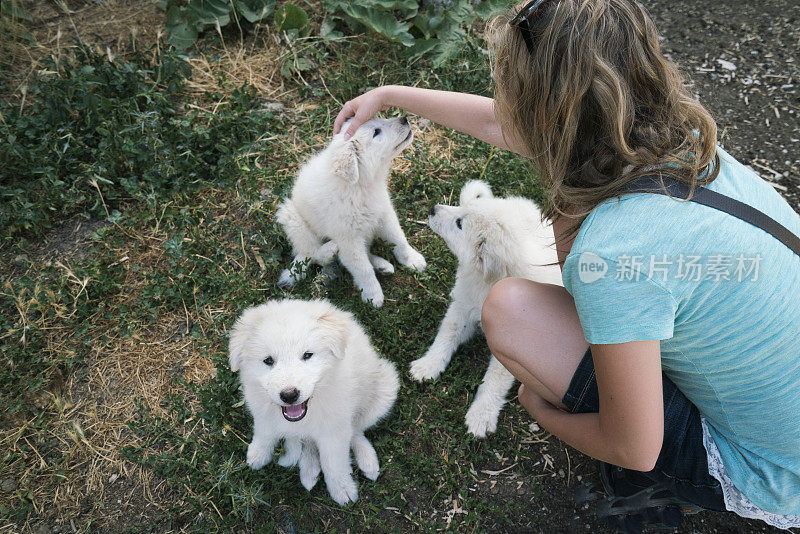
509,0,552,55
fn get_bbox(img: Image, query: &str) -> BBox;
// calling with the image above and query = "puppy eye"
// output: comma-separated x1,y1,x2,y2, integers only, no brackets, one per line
263,356,275,366
302,352,313,360
373,128,381,137
456,218,463,230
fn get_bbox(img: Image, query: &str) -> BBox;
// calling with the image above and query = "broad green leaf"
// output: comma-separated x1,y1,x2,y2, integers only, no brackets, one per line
337,12,367,34
410,12,441,39
353,0,417,9
280,61,292,79
234,0,275,23
197,0,230,17
295,57,314,71
319,17,343,39
165,5,184,27
168,20,199,50
406,38,438,58
274,3,308,31
188,0,231,26
338,4,415,47
352,0,418,17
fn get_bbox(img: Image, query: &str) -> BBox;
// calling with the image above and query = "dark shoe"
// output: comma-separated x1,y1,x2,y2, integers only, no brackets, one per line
596,462,705,534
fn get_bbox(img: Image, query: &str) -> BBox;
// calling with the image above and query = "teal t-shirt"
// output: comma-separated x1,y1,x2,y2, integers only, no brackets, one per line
562,147,800,514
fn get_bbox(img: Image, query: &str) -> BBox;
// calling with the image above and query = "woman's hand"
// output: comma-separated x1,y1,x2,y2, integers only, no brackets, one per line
333,87,392,140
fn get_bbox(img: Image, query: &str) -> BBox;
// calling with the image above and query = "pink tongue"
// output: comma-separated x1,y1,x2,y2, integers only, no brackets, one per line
284,403,305,418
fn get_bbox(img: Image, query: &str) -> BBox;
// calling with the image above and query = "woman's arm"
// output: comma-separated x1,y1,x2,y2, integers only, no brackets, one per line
333,85,531,157
520,340,664,471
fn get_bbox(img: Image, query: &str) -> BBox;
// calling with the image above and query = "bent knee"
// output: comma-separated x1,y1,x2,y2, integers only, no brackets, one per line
481,278,547,349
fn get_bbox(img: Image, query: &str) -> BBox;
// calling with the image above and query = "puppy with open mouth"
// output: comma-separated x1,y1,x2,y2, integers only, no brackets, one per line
229,299,399,505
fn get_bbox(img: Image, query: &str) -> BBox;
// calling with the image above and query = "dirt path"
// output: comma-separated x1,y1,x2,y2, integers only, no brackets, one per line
653,0,799,206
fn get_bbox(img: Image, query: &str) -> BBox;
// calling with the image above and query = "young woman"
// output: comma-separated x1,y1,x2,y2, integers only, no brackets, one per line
333,0,800,530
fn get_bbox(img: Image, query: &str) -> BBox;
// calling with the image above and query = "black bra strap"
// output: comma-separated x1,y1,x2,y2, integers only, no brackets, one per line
621,176,800,257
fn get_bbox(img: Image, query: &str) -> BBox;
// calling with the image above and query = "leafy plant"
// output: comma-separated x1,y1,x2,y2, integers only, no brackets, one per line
159,0,278,49
0,41,277,239
323,0,512,65
274,2,309,34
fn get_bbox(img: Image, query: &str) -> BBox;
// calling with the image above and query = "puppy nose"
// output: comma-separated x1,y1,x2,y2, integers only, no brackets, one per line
280,388,300,404
429,205,438,216
399,116,408,125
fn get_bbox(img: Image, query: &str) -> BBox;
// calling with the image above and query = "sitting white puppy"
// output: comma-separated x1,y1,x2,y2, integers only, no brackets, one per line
409,180,562,437
276,116,426,307
229,299,399,505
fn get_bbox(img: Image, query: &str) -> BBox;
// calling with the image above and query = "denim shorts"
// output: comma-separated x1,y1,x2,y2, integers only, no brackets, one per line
562,347,727,511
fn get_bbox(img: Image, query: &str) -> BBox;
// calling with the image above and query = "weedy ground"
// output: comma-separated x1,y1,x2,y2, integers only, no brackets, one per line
1,6,578,531
1,1,797,533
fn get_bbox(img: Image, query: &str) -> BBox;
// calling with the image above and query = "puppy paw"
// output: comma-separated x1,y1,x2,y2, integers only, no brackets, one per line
370,255,395,275
352,437,380,481
396,247,426,272
300,467,320,491
359,463,380,482
299,458,321,491
246,441,273,470
465,398,501,438
316,241,339,264
326,475,359,506
277,454,297,468
409,353,447,382
277,269,297,289
360,286,384,308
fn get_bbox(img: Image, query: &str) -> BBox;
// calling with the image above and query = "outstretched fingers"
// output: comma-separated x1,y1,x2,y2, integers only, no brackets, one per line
333,88,389,139
333,100,356,135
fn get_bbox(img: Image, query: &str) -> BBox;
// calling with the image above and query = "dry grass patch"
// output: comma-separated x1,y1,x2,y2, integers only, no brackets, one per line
185,26,287,102
2,0,164,101
0,212,236,530
2,0,296,109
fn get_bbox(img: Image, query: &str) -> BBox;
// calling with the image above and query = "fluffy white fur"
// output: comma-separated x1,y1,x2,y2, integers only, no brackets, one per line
276,117,426,307
409,180,563,437
229,299,399,505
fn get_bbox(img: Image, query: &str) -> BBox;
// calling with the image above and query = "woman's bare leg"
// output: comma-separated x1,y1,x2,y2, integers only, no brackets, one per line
481,277,588,409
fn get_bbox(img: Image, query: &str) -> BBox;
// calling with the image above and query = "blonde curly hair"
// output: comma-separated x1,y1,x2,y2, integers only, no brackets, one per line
487,0,720,233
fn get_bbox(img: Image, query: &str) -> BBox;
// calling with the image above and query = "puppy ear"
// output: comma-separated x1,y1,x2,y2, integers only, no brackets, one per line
332,140,360,184
474,238,508,281
460,180,493,205
315,304,353,360
228,306,264,372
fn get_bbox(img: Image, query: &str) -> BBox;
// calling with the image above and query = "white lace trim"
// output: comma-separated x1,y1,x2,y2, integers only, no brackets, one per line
701,418,800,530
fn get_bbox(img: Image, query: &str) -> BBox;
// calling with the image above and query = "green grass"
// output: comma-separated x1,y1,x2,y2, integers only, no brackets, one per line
1,30,552,532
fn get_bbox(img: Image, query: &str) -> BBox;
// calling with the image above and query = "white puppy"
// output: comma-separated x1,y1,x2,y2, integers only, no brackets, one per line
229,299,399,505
276,117,426,307
409,181,563,437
